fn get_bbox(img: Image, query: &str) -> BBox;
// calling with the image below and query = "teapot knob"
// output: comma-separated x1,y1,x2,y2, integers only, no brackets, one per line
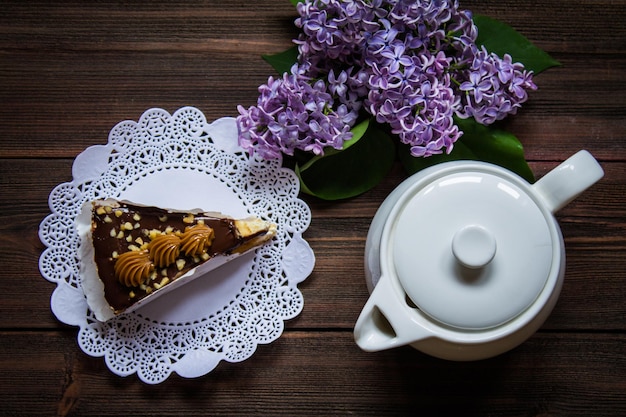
451,225,497,269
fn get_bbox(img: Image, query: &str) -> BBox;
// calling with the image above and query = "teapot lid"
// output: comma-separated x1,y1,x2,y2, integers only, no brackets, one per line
387,167,556,330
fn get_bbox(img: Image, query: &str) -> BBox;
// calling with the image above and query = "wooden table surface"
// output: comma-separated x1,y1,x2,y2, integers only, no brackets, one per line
1,1,625,416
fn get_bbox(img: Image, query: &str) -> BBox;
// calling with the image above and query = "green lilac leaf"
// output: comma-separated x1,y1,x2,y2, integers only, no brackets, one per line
299,119,370,172
297,121,395,200
262,46,299,75
474,14,560,74
399,118,535,183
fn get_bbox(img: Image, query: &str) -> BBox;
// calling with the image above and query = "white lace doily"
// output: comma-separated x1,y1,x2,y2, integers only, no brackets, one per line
38,107,315,384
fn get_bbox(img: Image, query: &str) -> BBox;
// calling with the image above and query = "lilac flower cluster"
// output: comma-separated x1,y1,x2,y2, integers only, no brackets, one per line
237,0,537,159
457,46,537,124
237,64,359,159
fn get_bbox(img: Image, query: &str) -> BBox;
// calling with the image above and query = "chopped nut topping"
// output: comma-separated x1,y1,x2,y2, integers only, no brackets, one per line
133,213,141,221
183,214,195,224
104,216,112,223
110,228,117,237
115,210,123,218
176,259,186,271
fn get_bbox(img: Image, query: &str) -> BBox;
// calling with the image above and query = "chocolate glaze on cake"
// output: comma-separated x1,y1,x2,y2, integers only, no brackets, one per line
85,200,274,316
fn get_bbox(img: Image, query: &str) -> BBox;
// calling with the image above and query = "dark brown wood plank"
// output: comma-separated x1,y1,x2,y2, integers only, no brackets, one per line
464,0,626,55
0,331,624,417
0,0,297,157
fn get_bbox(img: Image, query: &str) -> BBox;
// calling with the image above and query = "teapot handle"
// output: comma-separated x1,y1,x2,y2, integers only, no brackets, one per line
354,274,432,352
532,150,604,213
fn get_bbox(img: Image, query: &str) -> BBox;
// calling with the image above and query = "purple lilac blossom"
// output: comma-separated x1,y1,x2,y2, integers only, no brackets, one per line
237,63,358,158
457,46,537,124
237,0,537,159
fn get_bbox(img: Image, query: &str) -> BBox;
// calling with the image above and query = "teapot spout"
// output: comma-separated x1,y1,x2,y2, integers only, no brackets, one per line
354,275,431,352
533,150,604,213
354,303,402,352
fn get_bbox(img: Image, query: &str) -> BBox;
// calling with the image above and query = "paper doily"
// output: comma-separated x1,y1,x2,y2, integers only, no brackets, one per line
38,107,315,384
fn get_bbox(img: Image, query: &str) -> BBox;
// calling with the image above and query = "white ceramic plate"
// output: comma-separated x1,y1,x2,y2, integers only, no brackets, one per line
39,107,315,384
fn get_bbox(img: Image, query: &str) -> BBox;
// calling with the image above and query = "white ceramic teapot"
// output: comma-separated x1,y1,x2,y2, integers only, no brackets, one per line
354,150,604,361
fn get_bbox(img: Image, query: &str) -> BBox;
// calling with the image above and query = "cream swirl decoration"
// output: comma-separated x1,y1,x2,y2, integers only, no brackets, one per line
181,223,214,256
148,234,181,268
114,250,152,287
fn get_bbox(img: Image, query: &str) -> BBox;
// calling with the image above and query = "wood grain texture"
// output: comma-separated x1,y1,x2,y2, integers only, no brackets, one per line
0,0,624,416
0,331,625,417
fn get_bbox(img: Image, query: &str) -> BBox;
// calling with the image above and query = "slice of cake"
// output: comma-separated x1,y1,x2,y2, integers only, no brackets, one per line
77,199,277,321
